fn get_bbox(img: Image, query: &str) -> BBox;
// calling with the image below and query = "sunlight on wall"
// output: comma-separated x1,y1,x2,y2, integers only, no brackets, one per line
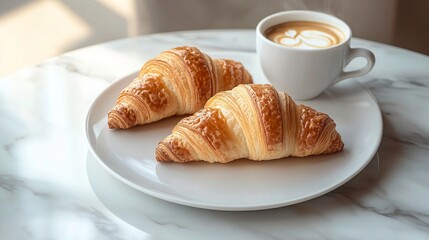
0,1,91,77
97,0,138,36
0,0,135,78
0,0,427,78
97,0,134,19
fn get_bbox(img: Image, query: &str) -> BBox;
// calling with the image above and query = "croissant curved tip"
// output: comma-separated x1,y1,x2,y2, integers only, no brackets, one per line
107,110,126,129
244,68,253,84
155,143,173,162
107,103,137,129
156,137,193,163
107,114,123,129
107,117,116,129
323,131,344,154
333,129,344,152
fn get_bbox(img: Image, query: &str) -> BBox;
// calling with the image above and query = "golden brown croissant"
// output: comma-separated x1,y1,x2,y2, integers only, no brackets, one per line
108,46,253,129
156,84,343,163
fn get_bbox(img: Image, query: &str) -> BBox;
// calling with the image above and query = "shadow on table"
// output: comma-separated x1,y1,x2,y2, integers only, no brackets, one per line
86,146,387,240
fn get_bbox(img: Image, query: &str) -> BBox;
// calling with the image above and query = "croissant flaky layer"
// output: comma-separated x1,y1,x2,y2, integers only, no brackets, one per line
108,46,253,129
156,84,344,163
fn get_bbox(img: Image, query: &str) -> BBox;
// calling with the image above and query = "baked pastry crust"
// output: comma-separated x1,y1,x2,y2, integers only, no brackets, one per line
108,46,253,129
157,84,343,163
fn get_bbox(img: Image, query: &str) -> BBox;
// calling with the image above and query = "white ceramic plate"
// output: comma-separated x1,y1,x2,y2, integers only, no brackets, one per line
86,51,382,211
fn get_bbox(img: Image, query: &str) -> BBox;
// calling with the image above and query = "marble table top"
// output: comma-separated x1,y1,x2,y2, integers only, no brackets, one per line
1,30,428,239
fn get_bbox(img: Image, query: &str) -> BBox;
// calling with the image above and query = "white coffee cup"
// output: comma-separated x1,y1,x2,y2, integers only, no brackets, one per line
256,11,375,100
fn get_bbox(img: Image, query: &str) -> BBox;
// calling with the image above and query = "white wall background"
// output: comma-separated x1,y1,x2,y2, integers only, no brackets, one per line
0,0,427,78
135,0,397,44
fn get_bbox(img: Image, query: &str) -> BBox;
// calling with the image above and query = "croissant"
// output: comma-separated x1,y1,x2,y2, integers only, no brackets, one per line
108,46,253,129
156,84,343,163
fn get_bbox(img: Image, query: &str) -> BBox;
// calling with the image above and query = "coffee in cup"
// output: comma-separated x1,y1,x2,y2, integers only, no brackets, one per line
256,11,375,100
264,21,345,49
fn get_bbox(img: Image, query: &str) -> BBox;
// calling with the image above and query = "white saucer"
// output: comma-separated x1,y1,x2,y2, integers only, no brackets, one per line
86,51,382,211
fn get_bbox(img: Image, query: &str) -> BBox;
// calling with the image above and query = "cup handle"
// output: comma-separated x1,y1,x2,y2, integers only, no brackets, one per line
334,48,375,84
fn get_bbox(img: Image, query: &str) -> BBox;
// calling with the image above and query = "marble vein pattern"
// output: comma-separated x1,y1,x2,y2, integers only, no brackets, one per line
0,30,428,239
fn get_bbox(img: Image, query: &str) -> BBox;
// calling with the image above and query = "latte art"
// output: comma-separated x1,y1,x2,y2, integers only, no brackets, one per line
275,29,338,48
265,21,345,49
